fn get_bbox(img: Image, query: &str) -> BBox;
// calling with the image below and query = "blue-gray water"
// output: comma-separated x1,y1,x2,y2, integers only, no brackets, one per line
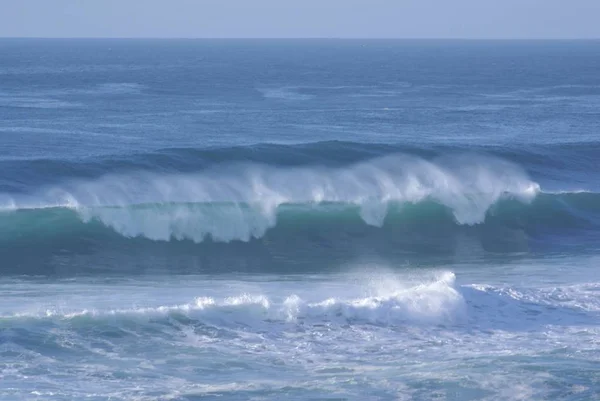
1,39,599,400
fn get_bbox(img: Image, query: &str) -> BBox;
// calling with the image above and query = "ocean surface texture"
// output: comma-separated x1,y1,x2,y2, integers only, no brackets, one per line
1,39,599,400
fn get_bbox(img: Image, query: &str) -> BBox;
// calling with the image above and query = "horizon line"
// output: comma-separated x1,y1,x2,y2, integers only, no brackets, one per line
1,36,600,41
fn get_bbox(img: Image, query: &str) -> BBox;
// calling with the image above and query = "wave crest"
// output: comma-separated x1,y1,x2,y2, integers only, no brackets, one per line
0,154,540,243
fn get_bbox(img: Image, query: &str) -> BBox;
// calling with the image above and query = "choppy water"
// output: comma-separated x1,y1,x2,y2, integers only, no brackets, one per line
1,39,599,400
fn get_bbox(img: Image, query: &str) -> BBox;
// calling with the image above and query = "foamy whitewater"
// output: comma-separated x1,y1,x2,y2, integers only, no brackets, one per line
1,39,600,400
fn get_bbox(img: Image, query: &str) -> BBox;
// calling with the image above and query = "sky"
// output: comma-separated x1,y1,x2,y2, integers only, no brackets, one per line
1,0,599,39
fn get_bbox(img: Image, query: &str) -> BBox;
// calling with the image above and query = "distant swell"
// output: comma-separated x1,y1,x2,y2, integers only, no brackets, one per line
1,140,599,193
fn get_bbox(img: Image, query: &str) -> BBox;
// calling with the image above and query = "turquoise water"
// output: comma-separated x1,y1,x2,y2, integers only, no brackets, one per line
1,39,599,400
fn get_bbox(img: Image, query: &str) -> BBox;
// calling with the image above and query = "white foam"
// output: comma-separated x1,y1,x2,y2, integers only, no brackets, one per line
258,87,314,100
92,83,145,95
6,272,464,327
0,94,80,109
468,281,600,313
50,82,145,96
285,271,465,325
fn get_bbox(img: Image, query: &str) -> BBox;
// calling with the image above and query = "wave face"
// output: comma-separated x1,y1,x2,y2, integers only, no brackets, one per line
2,191,599,243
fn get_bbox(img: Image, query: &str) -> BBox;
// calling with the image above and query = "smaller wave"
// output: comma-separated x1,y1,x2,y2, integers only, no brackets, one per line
349,90,406,98
0,64,148,76
6,274,598,331
461,281,600,331
448,104,515,112
483,84,600,101
2,272,464,327
91,83,145,95
0,94,80,109
50,82,146,96
471,281,600,313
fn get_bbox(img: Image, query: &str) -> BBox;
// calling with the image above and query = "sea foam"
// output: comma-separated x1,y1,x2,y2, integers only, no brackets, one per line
4,271,465,327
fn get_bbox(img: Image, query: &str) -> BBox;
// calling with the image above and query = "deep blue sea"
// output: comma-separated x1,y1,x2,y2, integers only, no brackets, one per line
1,39,599,400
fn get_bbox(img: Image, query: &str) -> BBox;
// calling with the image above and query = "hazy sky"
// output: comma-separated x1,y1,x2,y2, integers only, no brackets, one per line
1,0,599,39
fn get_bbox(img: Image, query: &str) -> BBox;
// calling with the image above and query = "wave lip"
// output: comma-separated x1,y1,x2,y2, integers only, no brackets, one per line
284,271,464,325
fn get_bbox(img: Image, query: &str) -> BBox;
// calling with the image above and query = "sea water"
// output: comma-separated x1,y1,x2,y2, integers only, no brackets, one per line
1,39,599,400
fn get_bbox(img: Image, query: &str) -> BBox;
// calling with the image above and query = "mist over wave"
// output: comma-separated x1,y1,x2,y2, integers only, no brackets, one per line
1,153,540,242
2,140,598,199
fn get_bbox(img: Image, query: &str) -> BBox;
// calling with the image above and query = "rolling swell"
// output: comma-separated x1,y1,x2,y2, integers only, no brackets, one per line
1,140,599,192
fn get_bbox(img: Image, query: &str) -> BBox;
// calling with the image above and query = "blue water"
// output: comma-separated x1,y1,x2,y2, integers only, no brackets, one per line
1,39,599,400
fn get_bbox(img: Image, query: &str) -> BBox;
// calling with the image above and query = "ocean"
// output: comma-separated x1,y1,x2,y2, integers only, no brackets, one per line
1,39,599,400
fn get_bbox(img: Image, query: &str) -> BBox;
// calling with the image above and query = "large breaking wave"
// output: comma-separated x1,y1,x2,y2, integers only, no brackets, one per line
1,153,543,241
1,151,599,276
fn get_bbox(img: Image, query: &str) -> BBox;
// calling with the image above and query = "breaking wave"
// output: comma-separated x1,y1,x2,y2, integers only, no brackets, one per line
1,272,464,326
1,151,599,277
1,153,546,242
